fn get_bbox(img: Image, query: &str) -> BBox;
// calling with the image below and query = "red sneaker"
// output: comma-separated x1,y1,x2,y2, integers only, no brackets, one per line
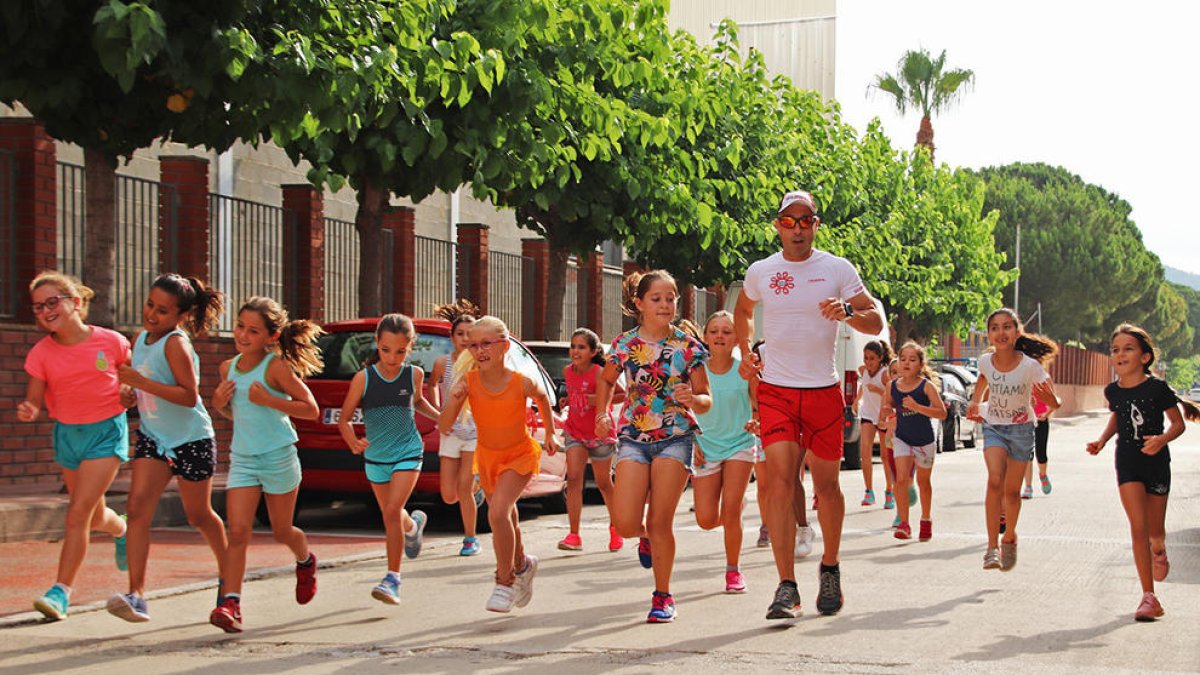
296,553,317,605
894,522,912,540
209,597,243,633
608,525,624,552
919,519,932,542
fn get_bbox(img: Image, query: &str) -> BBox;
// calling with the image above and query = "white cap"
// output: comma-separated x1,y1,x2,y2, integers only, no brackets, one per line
778,190,816,214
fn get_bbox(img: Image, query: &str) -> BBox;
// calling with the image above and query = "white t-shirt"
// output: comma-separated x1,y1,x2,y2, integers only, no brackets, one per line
743,249,867,388
978,352,1049,426
859,366,886,422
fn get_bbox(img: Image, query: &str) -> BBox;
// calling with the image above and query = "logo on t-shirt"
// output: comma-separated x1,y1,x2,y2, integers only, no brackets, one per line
95,351,108,371
769,271,795,295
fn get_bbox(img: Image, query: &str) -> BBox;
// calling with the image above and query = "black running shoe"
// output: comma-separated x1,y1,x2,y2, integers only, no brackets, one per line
765,581,802,619
816,566,843,616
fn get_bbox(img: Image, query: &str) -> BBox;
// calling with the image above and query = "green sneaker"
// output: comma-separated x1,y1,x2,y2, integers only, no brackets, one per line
34,585,69,621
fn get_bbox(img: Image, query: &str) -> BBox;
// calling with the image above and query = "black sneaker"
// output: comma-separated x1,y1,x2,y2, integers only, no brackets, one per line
765,581,802,619
816,566,843,616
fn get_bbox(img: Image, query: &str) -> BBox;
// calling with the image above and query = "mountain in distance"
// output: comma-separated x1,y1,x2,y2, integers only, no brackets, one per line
1165,265,1200,291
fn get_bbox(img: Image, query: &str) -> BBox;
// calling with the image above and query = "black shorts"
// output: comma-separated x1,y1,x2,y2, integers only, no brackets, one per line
1115,450,1171,496
134,431,217,482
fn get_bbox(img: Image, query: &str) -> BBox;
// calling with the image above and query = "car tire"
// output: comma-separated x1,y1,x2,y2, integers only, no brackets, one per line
541,487,569,514
941,414,958,454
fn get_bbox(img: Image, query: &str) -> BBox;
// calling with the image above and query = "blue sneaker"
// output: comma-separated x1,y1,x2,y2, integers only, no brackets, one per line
114,514,128,572
638,537,652,569
459,536,481,556
371,574,401,605
892,514,901,528
34,586,69,621
404,510,427,559
646,592,676,623
908,485,918,506
106,592,150,622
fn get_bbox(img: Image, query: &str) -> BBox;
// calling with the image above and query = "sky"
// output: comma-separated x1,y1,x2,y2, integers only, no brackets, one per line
835,0,1200,274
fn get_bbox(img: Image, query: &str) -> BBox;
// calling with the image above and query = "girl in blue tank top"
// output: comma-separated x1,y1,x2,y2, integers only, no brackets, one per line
209,296,323,634
338,314,440,606
689,311,761,595
107,274,229,625
879,342,946,542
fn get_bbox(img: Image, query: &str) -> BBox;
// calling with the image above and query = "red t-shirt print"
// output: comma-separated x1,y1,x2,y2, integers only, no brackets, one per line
769,271,795,295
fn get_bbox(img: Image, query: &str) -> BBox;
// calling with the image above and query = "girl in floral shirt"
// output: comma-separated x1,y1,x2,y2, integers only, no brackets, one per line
596,270,711,624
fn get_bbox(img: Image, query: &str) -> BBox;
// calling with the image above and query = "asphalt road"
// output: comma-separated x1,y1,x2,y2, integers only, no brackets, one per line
2,412,1197,674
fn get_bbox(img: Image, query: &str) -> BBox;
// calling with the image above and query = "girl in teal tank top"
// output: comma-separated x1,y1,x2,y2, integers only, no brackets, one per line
107,274,229,625
337,314,441,605
690,312,762,595
209,296,323,634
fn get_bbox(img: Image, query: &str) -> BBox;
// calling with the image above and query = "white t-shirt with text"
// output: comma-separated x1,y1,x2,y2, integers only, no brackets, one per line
743,250,867,388
978,351,1049,426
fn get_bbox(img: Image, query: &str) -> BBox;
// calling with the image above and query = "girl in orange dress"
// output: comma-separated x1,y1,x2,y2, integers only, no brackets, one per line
438,316,559,613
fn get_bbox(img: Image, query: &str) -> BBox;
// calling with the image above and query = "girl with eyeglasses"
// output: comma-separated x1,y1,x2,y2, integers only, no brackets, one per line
20,271,132,621
438,316,559,614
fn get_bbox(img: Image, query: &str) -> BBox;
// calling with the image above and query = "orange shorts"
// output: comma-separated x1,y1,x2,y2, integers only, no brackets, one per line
474,436,541,494
757,382,844,461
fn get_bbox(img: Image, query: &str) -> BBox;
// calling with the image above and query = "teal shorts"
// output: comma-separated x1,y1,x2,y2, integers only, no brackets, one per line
227,444,302,494
53,413,129,470
364,455,422,484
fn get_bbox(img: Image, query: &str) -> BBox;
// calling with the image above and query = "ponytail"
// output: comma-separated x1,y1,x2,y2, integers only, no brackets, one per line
239,296,324,378
988,307,1058,364
30,271,93,320
153,273,224,336
622,269,677,320
1178,397,1200,423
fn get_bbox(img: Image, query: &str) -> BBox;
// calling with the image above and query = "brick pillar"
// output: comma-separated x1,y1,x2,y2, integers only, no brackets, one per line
945,332,963,359
577,251,604,337
0,119,57,323
680,284,696,322
522,238,550,341
158,156,210,283
456,223,489,315
281,184,324,322
382,206,415,315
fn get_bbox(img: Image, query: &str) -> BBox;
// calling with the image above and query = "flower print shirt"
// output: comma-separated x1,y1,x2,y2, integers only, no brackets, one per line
608,327,709,443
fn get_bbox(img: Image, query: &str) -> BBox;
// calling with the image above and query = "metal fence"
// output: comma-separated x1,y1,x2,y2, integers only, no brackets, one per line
557,256,579,341
0,149,14,318
55,162,174,328
209,193,285,334
695,287,721,321
414,234,456,316
488,250,527,338
602,265,627,341
323,217,358,322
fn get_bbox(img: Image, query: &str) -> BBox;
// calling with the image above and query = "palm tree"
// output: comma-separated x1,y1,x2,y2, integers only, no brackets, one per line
870,48,974,162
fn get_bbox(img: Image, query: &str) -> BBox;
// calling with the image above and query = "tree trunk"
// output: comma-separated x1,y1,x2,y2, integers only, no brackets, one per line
543,245,570,341
892,307,917,345
916,115,935,163
355,181,388,317
83,148,117,327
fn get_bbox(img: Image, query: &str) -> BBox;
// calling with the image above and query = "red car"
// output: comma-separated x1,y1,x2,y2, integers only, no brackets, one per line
292,317,567,506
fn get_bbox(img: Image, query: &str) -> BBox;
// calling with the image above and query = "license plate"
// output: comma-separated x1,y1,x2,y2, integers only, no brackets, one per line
323,408,363,425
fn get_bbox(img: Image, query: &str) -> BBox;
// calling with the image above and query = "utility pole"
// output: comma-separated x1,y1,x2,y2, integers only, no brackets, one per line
1014,222,1021,317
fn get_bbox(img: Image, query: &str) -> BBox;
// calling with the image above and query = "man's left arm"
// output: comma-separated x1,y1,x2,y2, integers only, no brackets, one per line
844,292,883,335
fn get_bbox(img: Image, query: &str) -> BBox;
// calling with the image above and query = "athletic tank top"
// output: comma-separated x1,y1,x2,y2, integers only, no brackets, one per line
439,353,477,440
564,363,616,443
695,359,758,461
361,364,423,463
132,329,214,450
859,366,885,422
892,378,935,446
466,370,534,453
228,353,298,455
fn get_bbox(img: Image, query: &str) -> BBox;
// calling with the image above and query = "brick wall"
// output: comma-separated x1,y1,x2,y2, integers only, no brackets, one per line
0,324,236,487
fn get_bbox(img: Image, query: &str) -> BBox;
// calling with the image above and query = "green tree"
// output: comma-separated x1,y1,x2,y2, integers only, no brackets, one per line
0,0,258,325
869,48,974,162
1169,282,1200,356
977,163,1164,346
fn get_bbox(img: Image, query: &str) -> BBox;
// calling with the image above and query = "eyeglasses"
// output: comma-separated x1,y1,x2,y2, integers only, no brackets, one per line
777,214,817,229
467,338,504,352
31,296,71,314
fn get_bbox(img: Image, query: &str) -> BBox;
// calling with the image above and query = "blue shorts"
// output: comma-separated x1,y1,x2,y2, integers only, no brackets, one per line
364,455,422,484
53,413,129,470
227,444,302,494
616,435,694,472
983,422,1036,462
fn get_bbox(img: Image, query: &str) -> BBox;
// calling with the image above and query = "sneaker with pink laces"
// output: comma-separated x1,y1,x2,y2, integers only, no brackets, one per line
724,570,747,594
1152,548,1169,582
608,526,624,552
558,532,583,551
1134,592,1164,622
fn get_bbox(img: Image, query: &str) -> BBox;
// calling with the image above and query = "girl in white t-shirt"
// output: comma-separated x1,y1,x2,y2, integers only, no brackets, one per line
967,308,1059,572
854,341,892,508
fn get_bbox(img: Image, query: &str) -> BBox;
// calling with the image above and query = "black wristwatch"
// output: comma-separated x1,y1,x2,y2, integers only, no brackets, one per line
843,301,854,319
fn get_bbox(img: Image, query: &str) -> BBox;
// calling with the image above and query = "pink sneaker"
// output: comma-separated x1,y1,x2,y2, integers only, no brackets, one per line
894,522,911,540
1134,592,1164,622
724,570,747,594
608,526,624,552
557,532,583,551
1152,548,1169,582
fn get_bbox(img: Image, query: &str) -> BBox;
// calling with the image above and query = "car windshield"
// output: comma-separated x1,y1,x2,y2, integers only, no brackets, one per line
507,340,557,406
309,330,452,380
529,348,572,381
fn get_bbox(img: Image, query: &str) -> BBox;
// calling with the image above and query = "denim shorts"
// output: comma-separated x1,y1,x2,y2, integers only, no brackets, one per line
616,434,694,471
227,444,302,494
983,422,1036,462
53,413,129,470
562,432,616,460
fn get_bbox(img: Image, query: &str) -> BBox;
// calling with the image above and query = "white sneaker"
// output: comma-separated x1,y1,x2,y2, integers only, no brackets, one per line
513,554,539,608
485,584,517,613
795,525,815,558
